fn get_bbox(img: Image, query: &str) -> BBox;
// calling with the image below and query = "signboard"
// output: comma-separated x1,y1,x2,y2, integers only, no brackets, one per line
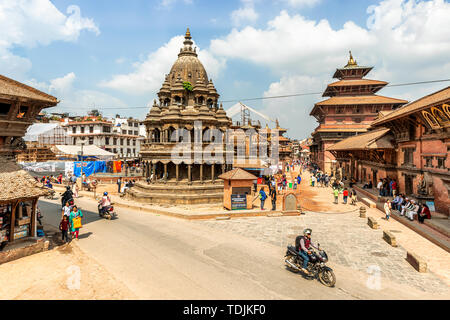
231,194,247,210
426,201,435,212
257,178,263,185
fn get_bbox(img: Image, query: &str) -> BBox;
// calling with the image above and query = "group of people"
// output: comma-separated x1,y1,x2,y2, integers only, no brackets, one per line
60,199,83,242
376,178,398,197
309,172,331,188
384,195,431,223
117,178,136,194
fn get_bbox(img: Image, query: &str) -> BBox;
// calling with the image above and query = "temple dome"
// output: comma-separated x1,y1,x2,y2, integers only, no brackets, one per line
166,28,210,89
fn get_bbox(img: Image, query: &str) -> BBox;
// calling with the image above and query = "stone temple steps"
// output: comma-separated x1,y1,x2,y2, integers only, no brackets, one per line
126,181,224,205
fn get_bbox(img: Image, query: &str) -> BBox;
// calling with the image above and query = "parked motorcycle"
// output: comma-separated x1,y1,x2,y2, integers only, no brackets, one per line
284,244,336,287
97,204,117,220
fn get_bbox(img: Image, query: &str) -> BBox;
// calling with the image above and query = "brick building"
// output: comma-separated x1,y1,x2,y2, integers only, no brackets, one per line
309,52,407,174
328,86,450,216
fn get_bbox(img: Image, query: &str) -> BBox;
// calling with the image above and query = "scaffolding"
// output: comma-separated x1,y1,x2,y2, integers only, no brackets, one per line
17,123,71,162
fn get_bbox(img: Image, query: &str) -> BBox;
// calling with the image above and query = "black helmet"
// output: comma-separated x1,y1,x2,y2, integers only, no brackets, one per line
66,186,71,191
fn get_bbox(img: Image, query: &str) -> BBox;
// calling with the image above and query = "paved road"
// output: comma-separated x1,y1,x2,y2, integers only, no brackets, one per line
38,197,448,299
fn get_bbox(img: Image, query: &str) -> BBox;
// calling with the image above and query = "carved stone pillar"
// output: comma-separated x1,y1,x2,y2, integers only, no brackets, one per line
176,164,179,181
211,163,215,182
188,164,192,183
200,164,203,182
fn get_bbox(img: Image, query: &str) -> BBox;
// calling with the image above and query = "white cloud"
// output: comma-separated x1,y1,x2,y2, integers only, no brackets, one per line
210,0,450,139
0,0,99,79
27,72,126,116
231,0,259,27
281,0,321,8
101,35,226,95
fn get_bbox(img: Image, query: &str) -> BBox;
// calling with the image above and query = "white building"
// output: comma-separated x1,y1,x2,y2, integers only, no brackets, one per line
65,117,145,158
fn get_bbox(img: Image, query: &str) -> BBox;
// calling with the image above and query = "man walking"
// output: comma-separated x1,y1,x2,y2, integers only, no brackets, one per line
117,177,122,193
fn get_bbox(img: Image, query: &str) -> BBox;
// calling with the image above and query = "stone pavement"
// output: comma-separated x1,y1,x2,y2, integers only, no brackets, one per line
196,213,448,295
196,168,450,295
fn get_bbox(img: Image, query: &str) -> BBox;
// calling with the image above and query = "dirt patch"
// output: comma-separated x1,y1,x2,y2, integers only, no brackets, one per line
0,242,137,300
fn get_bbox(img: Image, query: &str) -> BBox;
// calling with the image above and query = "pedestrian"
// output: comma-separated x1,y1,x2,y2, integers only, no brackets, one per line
59,215,70,243
117,177,122,193
333,188,339,204
61,201,71,219
270,187,277,211
259,188,267,210
343,188,349,204
391,179,397,197
377,179,383,196
384,200,391,221
36,206,43,225
69,205,83,240
351,189,357,205
73,183,79,198
311,175,315,187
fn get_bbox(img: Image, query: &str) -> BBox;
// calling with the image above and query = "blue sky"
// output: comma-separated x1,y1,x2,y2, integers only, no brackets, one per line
2,0,450,139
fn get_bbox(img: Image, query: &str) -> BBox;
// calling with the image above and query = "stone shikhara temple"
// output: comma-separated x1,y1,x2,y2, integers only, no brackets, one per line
128,29,235,205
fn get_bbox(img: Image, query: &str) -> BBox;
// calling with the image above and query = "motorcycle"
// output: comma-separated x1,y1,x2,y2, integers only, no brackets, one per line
284,244,336,287
97,203,117,220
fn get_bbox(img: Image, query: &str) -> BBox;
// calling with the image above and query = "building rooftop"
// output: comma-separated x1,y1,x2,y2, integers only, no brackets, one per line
327,127,392,151
371,86,450,126
0,74,57,105
218,167,258,180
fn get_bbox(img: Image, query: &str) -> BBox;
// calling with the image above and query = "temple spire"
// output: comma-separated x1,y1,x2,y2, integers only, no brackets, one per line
345,51,358,68
185,27,191,39
179,27,196,57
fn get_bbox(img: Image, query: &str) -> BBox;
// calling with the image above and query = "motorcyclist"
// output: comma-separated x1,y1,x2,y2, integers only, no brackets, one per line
295,228,320,275
61,186,73,207
99,192,111,215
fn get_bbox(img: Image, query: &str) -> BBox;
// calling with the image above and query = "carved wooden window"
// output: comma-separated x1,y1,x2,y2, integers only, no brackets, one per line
80,126,85,134
89,137,94,145
72,127,76,134
437,157,446,169
17,105,28,119
402,147,415,166
0,102,10,115
424,156,433,168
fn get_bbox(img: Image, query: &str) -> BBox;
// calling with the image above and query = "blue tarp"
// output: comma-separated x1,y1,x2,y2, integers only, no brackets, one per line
73,161,107,177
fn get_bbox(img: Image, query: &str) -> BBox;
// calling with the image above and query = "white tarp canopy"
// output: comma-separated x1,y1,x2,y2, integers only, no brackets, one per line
54,145,116,158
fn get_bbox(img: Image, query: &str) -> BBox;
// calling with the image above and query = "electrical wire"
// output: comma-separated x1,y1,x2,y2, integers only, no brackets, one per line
47,78,450,112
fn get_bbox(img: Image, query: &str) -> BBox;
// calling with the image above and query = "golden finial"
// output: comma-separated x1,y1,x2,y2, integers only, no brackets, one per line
185,28,191,39
345,50,357,67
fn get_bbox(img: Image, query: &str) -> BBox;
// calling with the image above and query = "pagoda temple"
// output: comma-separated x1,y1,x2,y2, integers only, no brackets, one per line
309,52,408,175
